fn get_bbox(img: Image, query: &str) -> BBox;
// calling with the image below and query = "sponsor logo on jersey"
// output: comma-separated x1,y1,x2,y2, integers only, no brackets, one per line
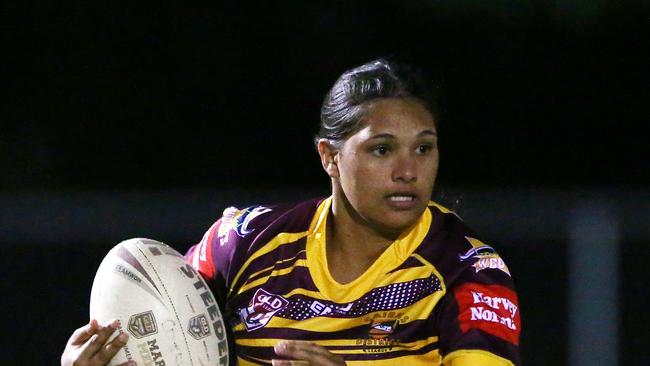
128,311,158,338
218,206,272,246
187,313,211,340
454,282,520,345
472,254,511,276
239,288,289,331
368,318,399,339
459,237,511,276
355,313,408,353
309,300,334,316
458,244,496,261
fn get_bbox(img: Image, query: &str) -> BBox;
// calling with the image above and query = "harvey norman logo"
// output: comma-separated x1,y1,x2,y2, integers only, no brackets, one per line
455,282,520,345
469,290,518,330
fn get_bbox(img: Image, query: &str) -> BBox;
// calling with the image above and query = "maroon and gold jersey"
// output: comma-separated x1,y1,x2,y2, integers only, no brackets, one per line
186,197,520,366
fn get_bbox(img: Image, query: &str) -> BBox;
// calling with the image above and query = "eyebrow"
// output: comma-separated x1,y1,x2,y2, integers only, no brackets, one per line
368,130,438,140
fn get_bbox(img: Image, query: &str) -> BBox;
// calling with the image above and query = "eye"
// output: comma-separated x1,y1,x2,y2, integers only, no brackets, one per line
417,144,434,154
371,145,390,156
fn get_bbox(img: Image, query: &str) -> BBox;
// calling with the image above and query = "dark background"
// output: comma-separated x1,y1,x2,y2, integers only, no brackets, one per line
4,1,649,191
2,1,649,365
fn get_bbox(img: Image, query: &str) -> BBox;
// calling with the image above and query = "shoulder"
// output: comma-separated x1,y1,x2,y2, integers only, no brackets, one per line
424,202,520,364
187,198,324,280
421,202,513,283
215,198,322,247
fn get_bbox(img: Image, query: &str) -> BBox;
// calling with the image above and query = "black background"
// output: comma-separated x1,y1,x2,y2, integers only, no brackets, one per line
2,1,649,365
3,1,648,191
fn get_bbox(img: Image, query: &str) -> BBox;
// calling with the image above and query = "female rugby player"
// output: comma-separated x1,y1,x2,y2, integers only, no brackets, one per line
62,59,520,366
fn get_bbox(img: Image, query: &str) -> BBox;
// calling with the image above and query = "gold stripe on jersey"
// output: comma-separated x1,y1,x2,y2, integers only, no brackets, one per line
237,355,271,366
428,201,464,221
239,250,305,293
442,349,515,366
240,264,275,285
229,231,309,296
283,287,326,300
235,335,439,353
238,351,442,366
348,349,442,366
428,201,454,214
464,236,488,249
305,197,433,303
357,336,442,353
238,260,309,294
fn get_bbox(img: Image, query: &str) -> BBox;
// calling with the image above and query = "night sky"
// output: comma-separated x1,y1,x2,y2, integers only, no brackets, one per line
3,1,648,191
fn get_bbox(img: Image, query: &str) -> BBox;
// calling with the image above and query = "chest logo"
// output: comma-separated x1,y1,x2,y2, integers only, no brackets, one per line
369,318,399,339
239,288,289,331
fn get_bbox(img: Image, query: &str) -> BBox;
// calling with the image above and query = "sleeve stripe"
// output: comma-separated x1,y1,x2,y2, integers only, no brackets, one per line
228,231,309,296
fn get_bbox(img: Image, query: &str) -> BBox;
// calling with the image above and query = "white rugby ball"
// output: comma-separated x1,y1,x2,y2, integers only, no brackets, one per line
90,238,229,366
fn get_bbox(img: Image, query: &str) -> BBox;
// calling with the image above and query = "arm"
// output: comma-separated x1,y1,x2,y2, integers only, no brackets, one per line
438,249,521,366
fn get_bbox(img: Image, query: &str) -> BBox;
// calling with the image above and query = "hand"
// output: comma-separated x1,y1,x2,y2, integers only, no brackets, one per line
272,340,345,366
61,319,128,366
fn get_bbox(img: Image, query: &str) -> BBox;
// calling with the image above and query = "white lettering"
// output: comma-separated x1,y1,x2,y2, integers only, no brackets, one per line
310,301,332,315
471,291,483,303
470,291,518,317
470,306,485,320
469,306,518,330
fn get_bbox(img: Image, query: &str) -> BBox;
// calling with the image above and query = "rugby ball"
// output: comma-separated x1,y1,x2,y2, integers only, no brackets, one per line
90,238,229,366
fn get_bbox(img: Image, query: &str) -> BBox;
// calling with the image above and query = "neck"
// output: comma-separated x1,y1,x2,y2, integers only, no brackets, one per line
327,190,396,259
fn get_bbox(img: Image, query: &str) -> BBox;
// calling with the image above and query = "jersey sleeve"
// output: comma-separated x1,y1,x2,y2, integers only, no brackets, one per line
185,205,274,305
437,245,521,366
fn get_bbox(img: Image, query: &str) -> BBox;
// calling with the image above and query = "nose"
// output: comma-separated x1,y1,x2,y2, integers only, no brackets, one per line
392,154,417,183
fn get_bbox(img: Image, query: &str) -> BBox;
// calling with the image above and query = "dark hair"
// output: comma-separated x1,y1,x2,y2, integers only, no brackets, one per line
315,58,440,147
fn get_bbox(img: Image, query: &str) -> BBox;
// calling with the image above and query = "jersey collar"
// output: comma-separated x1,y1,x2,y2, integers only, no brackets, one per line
305,196,433,302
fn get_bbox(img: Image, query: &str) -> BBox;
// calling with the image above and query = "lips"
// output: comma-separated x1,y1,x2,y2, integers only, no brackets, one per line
385,193,419,209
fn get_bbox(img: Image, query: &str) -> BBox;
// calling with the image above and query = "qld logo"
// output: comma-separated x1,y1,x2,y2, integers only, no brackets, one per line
239,288,289,331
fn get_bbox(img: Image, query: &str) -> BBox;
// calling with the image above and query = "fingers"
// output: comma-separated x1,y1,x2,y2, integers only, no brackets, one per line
271,360,309,366
273,340,345,366
97,331,129,364
68,319,99,345
77,320,122,361
62,319,127,366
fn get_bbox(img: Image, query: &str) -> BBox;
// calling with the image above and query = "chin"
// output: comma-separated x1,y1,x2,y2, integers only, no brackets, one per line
374,212,422,237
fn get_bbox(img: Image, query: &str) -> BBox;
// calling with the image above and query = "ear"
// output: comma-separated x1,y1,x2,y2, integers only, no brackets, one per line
317,139,340,178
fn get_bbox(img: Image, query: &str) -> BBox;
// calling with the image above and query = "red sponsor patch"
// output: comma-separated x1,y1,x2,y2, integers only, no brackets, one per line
189,222,219,279
454,283,520,345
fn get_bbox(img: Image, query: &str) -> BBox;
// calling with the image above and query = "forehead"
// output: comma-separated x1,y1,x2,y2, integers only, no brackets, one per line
357,98,436,137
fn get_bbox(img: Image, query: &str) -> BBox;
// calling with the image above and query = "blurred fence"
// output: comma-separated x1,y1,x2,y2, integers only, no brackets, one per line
1,189,648,365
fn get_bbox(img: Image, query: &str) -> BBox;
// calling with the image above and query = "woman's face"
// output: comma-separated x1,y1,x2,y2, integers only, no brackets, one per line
331,97,439,236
